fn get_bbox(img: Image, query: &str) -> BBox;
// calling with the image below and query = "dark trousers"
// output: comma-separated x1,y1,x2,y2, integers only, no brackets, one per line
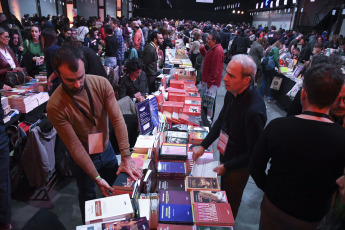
117,59,124,77
0,124,11,226
221,167,250,220
70,143,118,223
260,69,275,99
147,75,156,94
259,195,321,230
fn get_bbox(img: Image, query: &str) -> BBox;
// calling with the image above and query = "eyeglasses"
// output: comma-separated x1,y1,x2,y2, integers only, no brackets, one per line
1,36,10,39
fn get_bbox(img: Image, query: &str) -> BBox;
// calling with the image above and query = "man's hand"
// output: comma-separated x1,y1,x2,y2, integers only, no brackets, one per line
213,164,226,176
192,145,205,162
117,155,143,181
95,177,114,197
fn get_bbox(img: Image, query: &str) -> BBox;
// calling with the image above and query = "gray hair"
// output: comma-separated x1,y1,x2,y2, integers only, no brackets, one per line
231,54,257,80
0,27,7,36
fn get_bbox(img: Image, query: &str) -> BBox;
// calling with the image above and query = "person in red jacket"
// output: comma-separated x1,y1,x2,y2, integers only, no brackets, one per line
199,31,224,123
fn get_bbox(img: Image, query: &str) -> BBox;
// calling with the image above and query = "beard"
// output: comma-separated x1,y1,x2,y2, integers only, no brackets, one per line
62,82,84,95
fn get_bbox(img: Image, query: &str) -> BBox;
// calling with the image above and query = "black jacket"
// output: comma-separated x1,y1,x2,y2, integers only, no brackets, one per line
201,86,267,171
142,43,158,76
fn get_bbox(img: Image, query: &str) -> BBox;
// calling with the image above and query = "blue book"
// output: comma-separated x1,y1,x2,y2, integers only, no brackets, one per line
136,99,153,135
148,95,159,128
159,203,194,225
157,161,186,179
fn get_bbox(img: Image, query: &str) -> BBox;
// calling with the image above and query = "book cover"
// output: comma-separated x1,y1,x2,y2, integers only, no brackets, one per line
158,224,194,230
159,191,191,205
169,92,185,102
193,203,234,226
196,226,234,230
85,194,134,224
169,124,189,131
159,204,194,225
182,105,201,116
179,113,201,127
157,161,186,178
102,217,150,230
185,92,200,98
162,101,184,114
160,143,188,157
185,177,220,191
113,172,136,191
166,131,189,144
185,97,202,106
186,152,214,173
191,159,218,178
136,99,153,135
170,79,185,89
148,95,160,128
192,191,228,203
134,135,156,154
188,144,213,153
156,179,185,191
131,153,149,169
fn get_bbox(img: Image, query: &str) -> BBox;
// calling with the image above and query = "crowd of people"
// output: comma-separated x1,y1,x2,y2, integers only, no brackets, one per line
0,11,345,230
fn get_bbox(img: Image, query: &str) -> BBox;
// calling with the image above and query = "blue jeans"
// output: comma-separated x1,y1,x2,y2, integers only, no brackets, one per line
105,56,117,69
70,142,118,223
260,69,275,99
117,59,124,77
0,123,10,226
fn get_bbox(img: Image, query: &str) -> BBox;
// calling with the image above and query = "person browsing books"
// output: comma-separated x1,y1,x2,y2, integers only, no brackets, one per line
192,54,267,219
47,46,142,223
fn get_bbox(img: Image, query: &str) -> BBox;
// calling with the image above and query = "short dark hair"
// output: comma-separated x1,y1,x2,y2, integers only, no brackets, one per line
104,24,113,35
314,42,324,49
52,46,86,75
150,31,160,42
63,36,82,47
303,64,344,109
210,31,220,44
125,57,144,74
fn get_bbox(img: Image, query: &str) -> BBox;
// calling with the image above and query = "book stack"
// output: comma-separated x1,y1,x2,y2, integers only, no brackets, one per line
84,194,134,224
7,92,49,113
112,172,140,197
133,135,156,154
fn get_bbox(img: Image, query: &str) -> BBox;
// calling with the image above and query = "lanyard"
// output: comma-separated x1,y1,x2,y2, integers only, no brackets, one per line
64,79,96,127
301,111,330,119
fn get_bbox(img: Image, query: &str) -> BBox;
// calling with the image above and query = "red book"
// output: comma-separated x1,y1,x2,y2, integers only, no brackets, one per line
184,83,198,92
166,87,186,93
183,105,201,116
179,113,201,126
185,96,202,106
170,79,185,89
193,203,235,226
185,92,200,98
169,92,185,102
156,93,164,110
157,224,194,230
162,101,184,114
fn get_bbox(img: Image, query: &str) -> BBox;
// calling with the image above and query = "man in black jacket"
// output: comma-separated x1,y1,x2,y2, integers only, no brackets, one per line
298,35,312,64
142,31,163,93
193,54,267,219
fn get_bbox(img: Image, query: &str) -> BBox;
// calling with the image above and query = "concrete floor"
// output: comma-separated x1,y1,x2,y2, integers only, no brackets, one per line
10,65,287,230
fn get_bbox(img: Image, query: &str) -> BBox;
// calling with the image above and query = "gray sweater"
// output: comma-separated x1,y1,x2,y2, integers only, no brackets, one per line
248,41,264,70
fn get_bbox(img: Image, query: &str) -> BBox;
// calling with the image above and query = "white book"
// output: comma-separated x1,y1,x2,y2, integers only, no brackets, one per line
85,194,134,224
191,158,219,177
138,199,151,221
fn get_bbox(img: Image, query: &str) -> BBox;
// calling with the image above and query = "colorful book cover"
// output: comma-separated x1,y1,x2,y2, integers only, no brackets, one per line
131,153,148,169
159,204,194,225
159,191,191,205
186,177,220,191
179,113,201,126
193,203,234,226
160,143,188,157
166,131,189,144
192,190,228,203
157,224,194,230
196,226,234,230
158,161,186,174
156,179,185,191
148,96,160,128
102,217,150,230
113,172,136,191
136,99,153,135
183,105,201,116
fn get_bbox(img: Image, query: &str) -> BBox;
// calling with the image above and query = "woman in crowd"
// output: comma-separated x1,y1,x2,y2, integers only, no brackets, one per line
127,39,138,60
41,28,59,92
248,36,266,86
9,30,23,63
104,24,117,68
260,39,282,102
189,30,202,68
84,27,101,54
22,24,45,76
76,19,89,43
118,57,148,102
0,27,25,90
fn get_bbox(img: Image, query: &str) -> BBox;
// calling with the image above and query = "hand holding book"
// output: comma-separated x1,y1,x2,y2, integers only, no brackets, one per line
117,155,143,181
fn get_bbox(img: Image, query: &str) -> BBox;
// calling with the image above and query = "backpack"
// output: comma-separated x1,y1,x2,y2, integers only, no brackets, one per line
262,48,276,71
